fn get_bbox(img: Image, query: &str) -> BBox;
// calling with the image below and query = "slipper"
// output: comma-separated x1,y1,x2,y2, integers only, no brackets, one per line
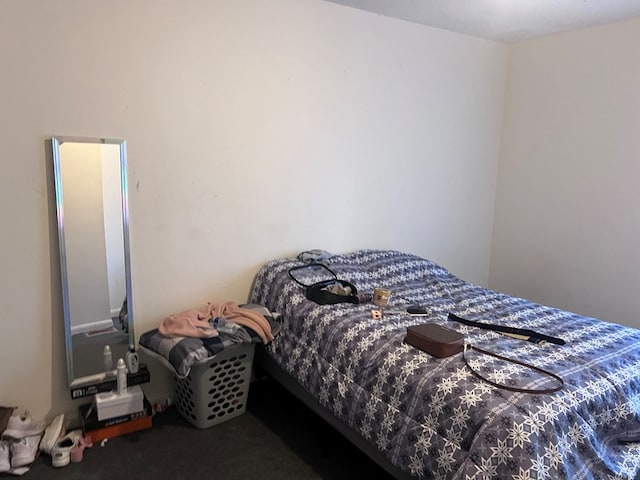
70,434,93,463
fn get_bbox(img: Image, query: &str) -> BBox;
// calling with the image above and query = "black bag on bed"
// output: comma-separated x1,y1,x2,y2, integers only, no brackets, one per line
288,264,360,305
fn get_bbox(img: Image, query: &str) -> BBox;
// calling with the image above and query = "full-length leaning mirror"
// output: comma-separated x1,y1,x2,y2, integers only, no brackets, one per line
52,137,134,394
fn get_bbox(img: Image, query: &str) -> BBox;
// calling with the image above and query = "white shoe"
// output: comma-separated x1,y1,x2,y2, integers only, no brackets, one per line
39,414,65,455
10,434,41,468
51,430,82,468
0,441,10,472
2,412,45,439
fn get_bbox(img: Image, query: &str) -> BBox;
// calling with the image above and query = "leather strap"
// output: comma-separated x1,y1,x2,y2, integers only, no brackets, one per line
463,344,564,394
449,313,566,345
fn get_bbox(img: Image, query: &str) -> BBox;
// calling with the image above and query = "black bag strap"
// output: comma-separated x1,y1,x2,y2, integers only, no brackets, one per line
448,313,566,345
463,344,564,394
288,264,361,305
288,264,337,288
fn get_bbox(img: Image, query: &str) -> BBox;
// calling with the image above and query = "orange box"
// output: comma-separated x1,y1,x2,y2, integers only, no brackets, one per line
85,414,152,443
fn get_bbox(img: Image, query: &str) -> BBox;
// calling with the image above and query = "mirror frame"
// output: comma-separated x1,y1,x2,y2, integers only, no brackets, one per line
52,136,135,391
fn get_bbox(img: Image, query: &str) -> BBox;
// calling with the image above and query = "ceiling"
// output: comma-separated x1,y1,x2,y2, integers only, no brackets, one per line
323,0,640,42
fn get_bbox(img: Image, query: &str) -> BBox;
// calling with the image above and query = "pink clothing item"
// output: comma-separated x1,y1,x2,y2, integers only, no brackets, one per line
158,301,273,343
159,305,219,338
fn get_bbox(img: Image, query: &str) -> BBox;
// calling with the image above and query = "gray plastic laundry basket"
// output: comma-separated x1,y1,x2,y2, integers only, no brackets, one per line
174,343,255,429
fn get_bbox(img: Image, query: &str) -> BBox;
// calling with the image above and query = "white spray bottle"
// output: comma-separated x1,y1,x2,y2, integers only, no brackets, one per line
116,358,127,395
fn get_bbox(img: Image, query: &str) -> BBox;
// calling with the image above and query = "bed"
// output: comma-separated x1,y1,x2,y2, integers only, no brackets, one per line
248,249,640,480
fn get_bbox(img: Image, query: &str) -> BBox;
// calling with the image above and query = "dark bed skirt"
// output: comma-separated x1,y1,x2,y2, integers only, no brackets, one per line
253,346,415,480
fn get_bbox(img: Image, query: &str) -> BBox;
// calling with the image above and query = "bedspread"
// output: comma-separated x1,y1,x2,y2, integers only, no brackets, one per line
249,250,640,480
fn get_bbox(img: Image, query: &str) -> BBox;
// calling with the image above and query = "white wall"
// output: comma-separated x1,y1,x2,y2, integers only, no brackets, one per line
0,0,506,419
491,17,640,329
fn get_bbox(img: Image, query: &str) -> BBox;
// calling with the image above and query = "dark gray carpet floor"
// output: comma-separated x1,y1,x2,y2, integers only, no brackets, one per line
15,376,395,480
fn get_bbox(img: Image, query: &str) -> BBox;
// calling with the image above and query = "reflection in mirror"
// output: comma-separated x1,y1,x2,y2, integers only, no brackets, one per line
52,137,134,392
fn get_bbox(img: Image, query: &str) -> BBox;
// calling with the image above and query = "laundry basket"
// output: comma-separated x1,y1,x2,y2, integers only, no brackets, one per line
173,343,255,429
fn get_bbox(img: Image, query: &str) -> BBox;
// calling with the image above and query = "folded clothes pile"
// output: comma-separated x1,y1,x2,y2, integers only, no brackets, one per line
159,300,274,343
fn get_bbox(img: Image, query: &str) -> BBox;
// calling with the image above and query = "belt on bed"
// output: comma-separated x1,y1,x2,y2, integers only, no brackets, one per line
448,313,566,345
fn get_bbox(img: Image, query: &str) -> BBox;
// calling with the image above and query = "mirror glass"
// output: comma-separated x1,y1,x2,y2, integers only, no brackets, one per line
52,137,134,391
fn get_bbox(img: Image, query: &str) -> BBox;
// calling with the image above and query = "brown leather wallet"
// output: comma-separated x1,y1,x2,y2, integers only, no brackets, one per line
405,323,464,358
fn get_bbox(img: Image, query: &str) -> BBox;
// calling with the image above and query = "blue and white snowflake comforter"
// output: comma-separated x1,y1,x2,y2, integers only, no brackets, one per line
249,250,640,480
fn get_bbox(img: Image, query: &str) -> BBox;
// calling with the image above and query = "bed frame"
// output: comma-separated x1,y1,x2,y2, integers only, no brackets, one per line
254,346,414,480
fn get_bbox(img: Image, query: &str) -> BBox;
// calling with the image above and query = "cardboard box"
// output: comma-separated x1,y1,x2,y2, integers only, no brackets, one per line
85,414,152,443
96,385,144,421
79,396,151,430
79,395,152,442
